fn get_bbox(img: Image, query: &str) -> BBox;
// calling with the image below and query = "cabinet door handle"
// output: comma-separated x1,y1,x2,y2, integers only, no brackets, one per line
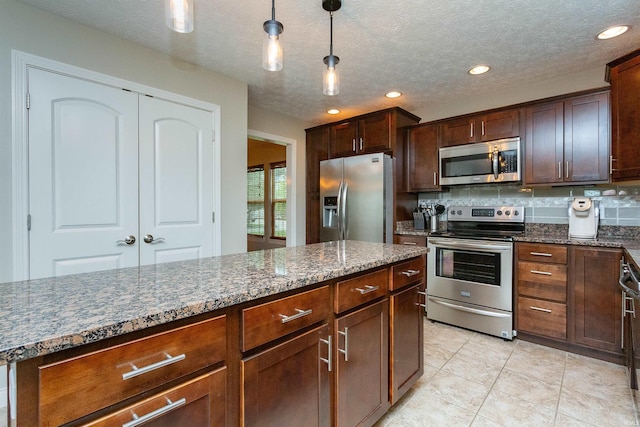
530,270,552,276
470,122,474,138
433,172,438,186
320,335,332,372
338,327,349,361
122,353,186,380
355,285,379,295
529,306,552,313
359,137,363,151
402,241,417,245
352,138,356,152
566,161,570,179
123,397,187,427
529,252,552,257
401,269,421,277
558,162,562,179
481,120,485,136
610,155,614,174
279,308,312,323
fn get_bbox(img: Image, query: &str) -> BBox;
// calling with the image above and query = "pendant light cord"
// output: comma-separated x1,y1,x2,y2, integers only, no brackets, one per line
329,11,334,57
271,0,276,21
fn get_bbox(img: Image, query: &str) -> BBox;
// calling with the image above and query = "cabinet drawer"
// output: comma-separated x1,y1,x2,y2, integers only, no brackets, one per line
242,286,330,351
39,315,226,426
518,297,566,340
390,256,425,291
518,261,567,302
394,235,427,247
84,368,226,427
335,268,388,313
517,243,567,264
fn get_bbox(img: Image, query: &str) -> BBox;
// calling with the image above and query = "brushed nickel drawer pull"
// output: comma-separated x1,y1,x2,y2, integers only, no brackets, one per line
122,353,186,380
355,285,379,295
279,308,312,323
402,242,417,245
529,306,552,313
401,269,421,277
529,252,552,257
123,397,187,427
320,335,332,372
530,270,552,276
338,327,349,361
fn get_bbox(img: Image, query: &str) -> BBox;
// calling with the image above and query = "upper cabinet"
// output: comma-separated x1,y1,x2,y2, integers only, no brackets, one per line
405,123,439,192
328,108,420,158
439,109,520,147
525,91,609,185
607,49,640,181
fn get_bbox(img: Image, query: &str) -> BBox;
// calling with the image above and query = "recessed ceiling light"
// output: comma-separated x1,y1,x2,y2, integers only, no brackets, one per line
469,65,490,75
327,108,340,115
596,25,630,40
385,91,402,98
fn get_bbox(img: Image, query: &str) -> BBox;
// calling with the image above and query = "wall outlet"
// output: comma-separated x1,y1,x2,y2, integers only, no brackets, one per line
584,189,601,197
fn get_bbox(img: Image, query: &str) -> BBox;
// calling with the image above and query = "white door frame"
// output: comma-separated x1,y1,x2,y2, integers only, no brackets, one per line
11,50,222,281
247,129,297,247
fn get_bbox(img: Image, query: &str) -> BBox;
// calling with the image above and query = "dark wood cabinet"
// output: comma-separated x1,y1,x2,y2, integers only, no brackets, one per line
335,299,389,427
607,49,640,181
242,324,331,427
405,124,439,191
390,283,424,404
524,92,610,185
305,127,329,244
572,247,623,353
516,243,568,341
439,109,520,147
394,235,427,247
328,109,420,159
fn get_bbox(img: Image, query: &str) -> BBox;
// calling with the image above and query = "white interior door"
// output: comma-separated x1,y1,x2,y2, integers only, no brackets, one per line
138,96,214,265
28,68,140,279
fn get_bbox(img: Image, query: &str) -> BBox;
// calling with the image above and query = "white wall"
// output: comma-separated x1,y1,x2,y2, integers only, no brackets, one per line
0,0,249,283
248,105,312,247
413,67,609,122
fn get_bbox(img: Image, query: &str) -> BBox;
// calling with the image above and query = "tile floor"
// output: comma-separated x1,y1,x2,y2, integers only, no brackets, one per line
376,318,640,427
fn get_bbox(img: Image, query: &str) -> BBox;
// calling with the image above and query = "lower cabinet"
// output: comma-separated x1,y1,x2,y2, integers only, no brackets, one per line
85,369,227,427
516,243,623,360
242,324,331,427
335,300,389,427
390,283,424,404
572,246,623,353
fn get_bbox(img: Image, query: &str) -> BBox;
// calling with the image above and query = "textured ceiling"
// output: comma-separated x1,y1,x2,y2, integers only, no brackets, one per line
14,0,640,125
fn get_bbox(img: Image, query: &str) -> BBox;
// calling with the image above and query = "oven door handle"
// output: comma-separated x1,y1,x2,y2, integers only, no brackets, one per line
428,297,511,318
428,239,511,252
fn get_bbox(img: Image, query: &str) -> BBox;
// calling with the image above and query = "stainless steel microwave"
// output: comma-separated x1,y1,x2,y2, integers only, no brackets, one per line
439,137,521,185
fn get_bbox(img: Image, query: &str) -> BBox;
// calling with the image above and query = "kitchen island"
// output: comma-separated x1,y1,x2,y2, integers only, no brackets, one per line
2,240,427,426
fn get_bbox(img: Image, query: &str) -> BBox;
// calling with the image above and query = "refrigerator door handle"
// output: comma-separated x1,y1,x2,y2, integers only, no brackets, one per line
337,180,344,239
342,182,348,240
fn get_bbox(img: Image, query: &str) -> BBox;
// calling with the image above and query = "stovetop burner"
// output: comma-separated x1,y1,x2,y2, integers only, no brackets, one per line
438,205,525,240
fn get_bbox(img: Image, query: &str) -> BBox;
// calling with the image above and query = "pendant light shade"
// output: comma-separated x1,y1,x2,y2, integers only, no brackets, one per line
165,0,194,33
263,0,284,71
322,0,341,96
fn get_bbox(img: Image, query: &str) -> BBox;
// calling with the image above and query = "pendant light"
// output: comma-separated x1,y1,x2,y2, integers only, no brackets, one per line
263,0,284,71
165,0,194,34
322,0,341,96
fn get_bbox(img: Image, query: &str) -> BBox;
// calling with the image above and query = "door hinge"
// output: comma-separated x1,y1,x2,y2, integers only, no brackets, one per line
212,212,215,223
26,93,30,110
27,214,31,231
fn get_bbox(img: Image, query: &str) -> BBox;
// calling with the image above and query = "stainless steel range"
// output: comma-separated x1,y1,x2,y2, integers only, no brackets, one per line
427,206,524,340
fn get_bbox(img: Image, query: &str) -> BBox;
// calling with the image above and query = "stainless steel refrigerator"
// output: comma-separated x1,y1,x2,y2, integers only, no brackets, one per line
319,153,393,243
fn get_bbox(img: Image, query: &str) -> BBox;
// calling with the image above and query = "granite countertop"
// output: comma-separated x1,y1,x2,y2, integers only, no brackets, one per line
0,241,428,365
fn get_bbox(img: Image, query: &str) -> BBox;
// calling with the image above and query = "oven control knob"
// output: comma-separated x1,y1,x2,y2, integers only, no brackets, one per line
496,210,503,216
514,210,520,216
505,210,511,216
450,210,456,215
456,210,462,216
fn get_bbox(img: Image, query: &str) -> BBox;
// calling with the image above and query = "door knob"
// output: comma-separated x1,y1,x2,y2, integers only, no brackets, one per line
116,235,136,245
144,234,165,244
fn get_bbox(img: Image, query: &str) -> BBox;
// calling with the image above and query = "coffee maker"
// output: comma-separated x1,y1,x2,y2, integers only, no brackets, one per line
568,197,599,239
